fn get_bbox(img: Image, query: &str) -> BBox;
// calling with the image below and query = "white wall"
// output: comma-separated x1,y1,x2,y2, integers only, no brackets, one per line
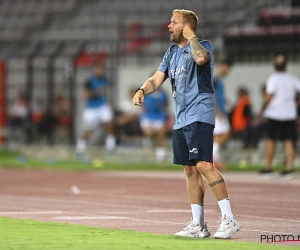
224,62,300,113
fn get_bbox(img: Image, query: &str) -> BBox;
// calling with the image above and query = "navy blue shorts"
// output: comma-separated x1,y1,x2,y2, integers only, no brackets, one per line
173,122,214,166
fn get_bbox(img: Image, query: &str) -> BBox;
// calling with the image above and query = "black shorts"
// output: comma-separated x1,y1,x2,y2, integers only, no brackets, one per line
266,119,297,141
173,121,214,166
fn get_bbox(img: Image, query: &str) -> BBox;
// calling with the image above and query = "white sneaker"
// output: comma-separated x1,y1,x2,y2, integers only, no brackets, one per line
175,220,210,238
213,215,242,239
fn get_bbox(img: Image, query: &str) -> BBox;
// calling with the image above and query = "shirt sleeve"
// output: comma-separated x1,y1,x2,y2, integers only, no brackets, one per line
266,75,276,94
157,47,171,78
200,40,213,61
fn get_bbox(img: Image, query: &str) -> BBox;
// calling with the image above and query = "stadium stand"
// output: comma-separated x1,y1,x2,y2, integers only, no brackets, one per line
224,0,299,61
0,0,294,145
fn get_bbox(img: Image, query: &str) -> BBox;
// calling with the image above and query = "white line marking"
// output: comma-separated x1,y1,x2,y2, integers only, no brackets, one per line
0,211,62,215
53,216,184,225
0,194,161,210
234,203,300,212
147,209,215,213
54,216,129,220
237,214,300,223
240,228,299,235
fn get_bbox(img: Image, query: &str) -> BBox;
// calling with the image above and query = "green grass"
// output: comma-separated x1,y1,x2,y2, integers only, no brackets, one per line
0,217,295,250
0,149,294,172
0,149,179,171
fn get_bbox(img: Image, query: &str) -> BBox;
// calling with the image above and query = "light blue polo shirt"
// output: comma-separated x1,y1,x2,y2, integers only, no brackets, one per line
158,39,215,129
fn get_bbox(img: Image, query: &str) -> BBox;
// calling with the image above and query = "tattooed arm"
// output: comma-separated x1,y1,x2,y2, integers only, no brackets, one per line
183,25,210,66
132,70,167,106
188,35,210,66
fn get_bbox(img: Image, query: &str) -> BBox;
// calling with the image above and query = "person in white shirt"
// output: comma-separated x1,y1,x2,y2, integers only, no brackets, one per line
258,55,300,179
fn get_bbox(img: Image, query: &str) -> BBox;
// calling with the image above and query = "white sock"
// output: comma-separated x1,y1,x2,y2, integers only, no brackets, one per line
217,198,233,220
105,134,116,151
155,147,166,162
191,204,204,227
213,142,220,161
76,139,86,154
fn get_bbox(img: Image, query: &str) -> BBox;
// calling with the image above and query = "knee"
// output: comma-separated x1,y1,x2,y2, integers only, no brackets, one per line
196,161,214,175
183,166,197,178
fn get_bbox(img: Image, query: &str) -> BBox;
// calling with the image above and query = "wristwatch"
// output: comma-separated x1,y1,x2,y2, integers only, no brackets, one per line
135,87,145,94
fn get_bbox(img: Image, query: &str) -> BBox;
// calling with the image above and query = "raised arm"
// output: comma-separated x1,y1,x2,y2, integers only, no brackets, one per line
183,26,210,66
132,70,167,106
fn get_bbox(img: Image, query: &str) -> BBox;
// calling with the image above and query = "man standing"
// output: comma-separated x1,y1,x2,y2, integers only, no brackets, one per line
132,9,241,238
259,55,300,179
213,59,233,170
75,64,116,161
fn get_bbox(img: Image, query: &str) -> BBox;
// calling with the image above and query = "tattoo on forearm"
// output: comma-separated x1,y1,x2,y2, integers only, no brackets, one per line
149,78,157,93
208,179,224,187
189,36,209,62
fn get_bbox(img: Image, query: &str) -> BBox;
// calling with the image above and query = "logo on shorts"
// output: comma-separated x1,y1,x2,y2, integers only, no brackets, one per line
189,148,198,154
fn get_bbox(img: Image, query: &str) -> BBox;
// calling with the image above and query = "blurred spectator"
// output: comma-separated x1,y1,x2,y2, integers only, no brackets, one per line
213,59,233,170
115,87,142,144
31,98,45,127
54,94,72,128
75,63,116,160
140,88,168,162
243,84,267,149
37,106,57,145
229,87,252,147
258,55,300,179
7,92,28,141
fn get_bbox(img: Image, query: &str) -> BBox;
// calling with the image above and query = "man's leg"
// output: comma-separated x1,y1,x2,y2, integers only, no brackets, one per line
104,121,116,152
155,124,167,162
196,161,229,212
183,165,205,226
266,138,275,170
75,130,92,155
100,104,116,152
284,140,295,172
175,165,210,238
196,160,241,239
76,108,95,158
213,132,230,170
213,116,231,168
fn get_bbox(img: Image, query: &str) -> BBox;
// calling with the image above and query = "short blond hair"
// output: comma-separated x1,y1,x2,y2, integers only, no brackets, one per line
173,9,198,32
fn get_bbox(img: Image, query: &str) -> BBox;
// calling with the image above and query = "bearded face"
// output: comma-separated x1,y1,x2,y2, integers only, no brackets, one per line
168,13,185,44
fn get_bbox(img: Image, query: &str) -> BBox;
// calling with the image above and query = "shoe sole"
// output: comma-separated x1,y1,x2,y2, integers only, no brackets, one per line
175,233,210,238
